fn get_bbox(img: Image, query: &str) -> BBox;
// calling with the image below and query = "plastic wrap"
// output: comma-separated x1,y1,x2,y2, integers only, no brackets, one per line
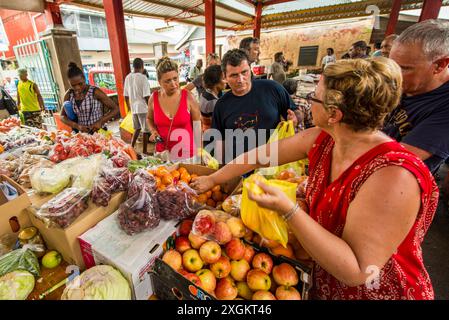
191,209,242,244
221,194,242,216
156,182,202,220
127,169,157,200
30,165,71,194
0,246,40,277
91,162,130,207
118,189,161,235
36,188,90,228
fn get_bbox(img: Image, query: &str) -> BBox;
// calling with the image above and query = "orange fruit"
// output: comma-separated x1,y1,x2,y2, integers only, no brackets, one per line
162,173,174,185
212,185,221,192
212,190,223,202
157,184,166,192
155,176,162,188
156,166,170,177
180,172,191,183
171,170,180,179
147,169,156,176
178,167,188,175
206,199,216,207
205,190,212,198
197,194,208,204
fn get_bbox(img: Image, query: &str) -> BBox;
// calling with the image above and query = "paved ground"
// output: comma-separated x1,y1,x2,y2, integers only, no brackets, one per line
422,164,449,300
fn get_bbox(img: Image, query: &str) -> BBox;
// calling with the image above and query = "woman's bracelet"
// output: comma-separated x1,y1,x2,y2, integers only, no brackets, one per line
282,202,299,222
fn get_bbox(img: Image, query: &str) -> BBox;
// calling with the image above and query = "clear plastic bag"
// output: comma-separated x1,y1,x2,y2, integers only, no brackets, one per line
118,189,161,235
127,169,157,200
29,165,71,194
0,246,40,277
221,194,242,216
0,234,18,257
36,188,90,228
156,182,203,220
91,162,130,207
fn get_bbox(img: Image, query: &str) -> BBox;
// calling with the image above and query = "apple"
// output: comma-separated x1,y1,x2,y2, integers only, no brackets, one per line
269,274,277,294
183,272,203,288
271,244,295,259
236,281,253,300
225,238,245,260
226,217,246,238
199,241,222,264
215,276,238,300
252,253,273,274
162,249,182,271
175,236,192,254
252,234,278,248
246,269,271,291
230,259,250,282
193,211,216,236
179,219,193,236
252,290,277,300
242,244,255,264
272,263,299,287
214,221,232,245
243,228,254,242
196,269,217,294
210,256,231,279
276,286,301,300
182,249,204,272
188,231,207,249
42,250,62,269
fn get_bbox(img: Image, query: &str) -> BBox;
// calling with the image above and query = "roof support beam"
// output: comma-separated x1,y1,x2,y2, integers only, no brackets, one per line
419,0,442,21
205,0,216,55
215,2,254,18
44,1,63,27
253,1,262,39
263,0,296,6
385,0,402,36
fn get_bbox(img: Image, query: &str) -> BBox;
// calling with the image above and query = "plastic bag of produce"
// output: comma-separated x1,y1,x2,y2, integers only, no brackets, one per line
30,165,71,194
0,234,18,257
127,169,157,200
91,162,131,207
36,188,90,228
0,246,40,277
221,194,242,216
241,174,297,248
156,182,203,220
192,209,246,245
118,188,160,235
61,265,131,300
70,154,106,190
0,270,35,300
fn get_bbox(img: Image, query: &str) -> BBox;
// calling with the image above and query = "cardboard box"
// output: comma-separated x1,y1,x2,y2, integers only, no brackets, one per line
27,191,127,269
0,175,32,235
150,237,313,300
78,211,178,300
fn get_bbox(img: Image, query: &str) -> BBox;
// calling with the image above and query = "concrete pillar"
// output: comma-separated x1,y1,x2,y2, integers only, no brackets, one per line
40,27,83,106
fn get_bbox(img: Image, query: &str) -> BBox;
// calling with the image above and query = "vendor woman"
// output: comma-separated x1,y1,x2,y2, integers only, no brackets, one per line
191,57,438,300
61,62,119,133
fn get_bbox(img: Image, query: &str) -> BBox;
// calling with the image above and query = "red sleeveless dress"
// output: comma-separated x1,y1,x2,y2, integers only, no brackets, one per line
306,131,438,300
153,89,194,160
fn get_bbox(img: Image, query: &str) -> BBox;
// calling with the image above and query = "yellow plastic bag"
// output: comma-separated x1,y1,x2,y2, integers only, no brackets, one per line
120,112,134,134
241,174,297,248
255,120,307,177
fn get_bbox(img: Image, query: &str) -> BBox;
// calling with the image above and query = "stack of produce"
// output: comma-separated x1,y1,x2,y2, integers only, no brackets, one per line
0,117,21,133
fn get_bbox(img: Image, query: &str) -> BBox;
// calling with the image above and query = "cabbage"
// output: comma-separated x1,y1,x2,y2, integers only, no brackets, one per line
0,270,35,300
69,155,106,190
30,166,71,194
61,265,131,300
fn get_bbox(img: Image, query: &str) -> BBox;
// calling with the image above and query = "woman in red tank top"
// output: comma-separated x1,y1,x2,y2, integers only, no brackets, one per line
191,58,438,300
148,57,201,160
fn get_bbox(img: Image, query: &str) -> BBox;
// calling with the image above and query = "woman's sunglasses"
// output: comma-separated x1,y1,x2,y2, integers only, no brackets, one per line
307,92,324,105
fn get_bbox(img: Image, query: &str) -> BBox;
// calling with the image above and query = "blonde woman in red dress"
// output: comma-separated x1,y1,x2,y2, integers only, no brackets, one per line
191,58,438,300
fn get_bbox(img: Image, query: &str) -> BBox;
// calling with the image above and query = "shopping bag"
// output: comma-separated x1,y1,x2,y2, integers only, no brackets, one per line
241,174,297,248
255,120,307,178
120,112,134,134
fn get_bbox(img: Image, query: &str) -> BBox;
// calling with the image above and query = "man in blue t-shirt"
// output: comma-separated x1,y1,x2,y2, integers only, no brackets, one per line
210,49,297,163
382,20,449,174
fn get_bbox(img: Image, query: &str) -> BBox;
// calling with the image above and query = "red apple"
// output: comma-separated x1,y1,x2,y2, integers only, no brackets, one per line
162,249,182,271
188,231,207,249
252,253,273,274
199,241,222,264
225,238,245,260
271,244,295,259
182,249,204,272
175,236,191,254
193,211,216,236
226,217,246,238
252,290,277,300
214,221,232,245
275,286,301,300
210,256,231,279
215,276,238,300
272,263,299,287
196,269,217,294
243,228,254,242
178,219,193,236
246,269,271,291
242,244,255,264
230,259,250,282
183,272,203,288
236,281,253,300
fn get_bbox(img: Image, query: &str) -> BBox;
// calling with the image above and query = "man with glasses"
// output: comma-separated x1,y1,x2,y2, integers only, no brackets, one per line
382,20,449,174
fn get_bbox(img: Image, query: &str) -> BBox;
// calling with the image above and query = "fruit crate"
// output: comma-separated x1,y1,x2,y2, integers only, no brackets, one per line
150,237,313,300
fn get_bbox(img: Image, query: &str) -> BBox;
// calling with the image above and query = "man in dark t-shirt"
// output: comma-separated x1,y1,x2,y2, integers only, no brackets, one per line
210,49,297,163
382,20,449,174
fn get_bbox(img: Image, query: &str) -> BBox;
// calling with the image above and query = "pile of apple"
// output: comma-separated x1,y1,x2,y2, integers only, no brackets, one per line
161,217,302,300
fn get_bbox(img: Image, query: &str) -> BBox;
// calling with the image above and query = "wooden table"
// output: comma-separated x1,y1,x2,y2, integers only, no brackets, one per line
27,261,70,300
